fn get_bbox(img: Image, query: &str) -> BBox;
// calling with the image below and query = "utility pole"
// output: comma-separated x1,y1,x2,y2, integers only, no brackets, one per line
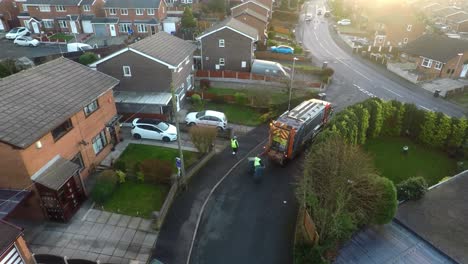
171,83,186,186
288,57,298,111
302,2,307,42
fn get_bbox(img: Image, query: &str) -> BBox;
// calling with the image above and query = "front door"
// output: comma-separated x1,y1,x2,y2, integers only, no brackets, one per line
32,22,40,33
109,24,116,36
461,64,468,78
151,25,156,35
70,21,78,34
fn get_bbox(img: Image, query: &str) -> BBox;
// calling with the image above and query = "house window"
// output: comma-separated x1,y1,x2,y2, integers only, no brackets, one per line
92,130,108,155
186,75,192,89
83,5,90,11
84,99,99,117
51,119,73,141
56,5,65,12
219,58,225,66
403,37,409,44
123,66,131,76
43,20,54,28
187,0,193,3
136,8,144,15
39,5,50,12
407,24,412,31
421,58,432,68
121,8,128,15
147,9,155,15
108,8,117,15
71,152,85,171
119,23,131,32
219,39,225,47
22,4,28,11
58,20,67,29
241,61,247,68
434,61,443,70
137,24,147,33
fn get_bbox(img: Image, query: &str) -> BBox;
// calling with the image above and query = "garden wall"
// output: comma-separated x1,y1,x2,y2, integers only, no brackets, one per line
254,51,310,62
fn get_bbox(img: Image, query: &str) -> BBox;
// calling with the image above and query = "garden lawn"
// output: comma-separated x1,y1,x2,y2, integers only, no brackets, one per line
206,87,313,105
364,137,457,186
205,102,263,126
49,33,74,42
102,181,169,218
118,144,199,172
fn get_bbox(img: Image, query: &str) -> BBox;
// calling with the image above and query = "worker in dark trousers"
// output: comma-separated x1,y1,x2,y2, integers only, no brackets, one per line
253,156,264,182
231,136,239,155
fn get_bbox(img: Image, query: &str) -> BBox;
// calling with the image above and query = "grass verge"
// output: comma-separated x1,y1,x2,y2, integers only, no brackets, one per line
205,102,264,126
49,33,74,41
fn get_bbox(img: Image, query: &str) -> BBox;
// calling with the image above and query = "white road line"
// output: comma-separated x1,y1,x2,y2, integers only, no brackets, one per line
382,87,402,97
418,105,432,111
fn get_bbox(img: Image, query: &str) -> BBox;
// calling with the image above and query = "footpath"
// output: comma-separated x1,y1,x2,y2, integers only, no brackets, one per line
151,125,269,264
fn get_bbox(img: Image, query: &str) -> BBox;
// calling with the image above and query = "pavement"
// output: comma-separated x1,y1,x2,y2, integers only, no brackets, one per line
18,200,158,264
0,37,67,59
420,78,468,97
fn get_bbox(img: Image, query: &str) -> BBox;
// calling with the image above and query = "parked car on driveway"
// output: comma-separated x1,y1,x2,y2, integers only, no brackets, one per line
131,118,177,142
185,110,228,130
337,19,351,26
14,36,39,47
271,45,294,54
5,27,30,40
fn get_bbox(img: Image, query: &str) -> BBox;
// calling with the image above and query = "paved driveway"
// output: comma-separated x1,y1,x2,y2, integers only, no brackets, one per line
0,38,66,59
24,204,157,264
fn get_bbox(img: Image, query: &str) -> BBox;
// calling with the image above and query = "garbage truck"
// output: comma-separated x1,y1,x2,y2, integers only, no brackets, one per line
265,99,333,165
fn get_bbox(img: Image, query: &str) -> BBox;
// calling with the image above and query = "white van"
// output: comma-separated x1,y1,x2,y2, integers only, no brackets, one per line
251,59,290,78
67,43,93,52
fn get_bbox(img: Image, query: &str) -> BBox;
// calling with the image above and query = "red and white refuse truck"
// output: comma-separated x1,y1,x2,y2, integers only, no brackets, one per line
265,99,333,165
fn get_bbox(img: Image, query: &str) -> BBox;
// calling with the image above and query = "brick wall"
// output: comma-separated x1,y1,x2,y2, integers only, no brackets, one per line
234,14,267,40
415,52,468,80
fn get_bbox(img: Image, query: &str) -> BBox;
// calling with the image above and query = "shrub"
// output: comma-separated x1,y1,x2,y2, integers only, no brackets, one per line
273,10,299,22
79,52,99,65
268,31,276,39
116,170,126,184
192,93,204,111
113,160,127,172
136,171,145,182
259,111,276,123
267,39,278,47
91,170,118,204
396,177,428,201
371,177,398,225
140,159,173,184
294,244,328,264
234,92,248,105
321,67,335,77
200,79,211,90
294,46,303,54
189,126,218,153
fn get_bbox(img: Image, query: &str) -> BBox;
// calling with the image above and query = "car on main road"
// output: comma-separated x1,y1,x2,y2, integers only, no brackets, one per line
14,36,40,47
185,110,228,130
271,45,294,54
337,19,351,26
5,27,30,40
324,11,331,17
131,118,177,142
317,9,322,15
305,14,312,22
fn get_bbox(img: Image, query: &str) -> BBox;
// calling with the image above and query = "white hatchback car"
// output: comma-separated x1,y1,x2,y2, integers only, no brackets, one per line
337,19,351,26
185,110,228,130
14,36,39,47
131,118,177,142
5,27,30,40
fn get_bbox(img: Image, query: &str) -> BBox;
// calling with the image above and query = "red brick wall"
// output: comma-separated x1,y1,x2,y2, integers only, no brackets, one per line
234,14,266,40
104,4,166,21
415,52,468,80
0,0,19,31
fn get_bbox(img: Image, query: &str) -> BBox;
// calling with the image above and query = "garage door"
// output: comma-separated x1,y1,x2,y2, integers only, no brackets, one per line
94,24,107,36
82,21,93,34
0,245,24,264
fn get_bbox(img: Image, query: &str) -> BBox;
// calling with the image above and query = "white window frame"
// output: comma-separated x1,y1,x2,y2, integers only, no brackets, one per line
241,61,247,68
186,75,192,89
219,58,225,66
136,8,144,15
92,130,108,155
56,5,65,12
121,8,128,15
434,61,443,70
187,0,193,3
22,4,28,11
123,66,131,76
108,8,117,15
421,57,432,68
407,24,412,31
119,23,131,32
219,39,225,47
58,20,67,29
403,37,409,44
83,5,90,11
137,24,147,33
39,5,50,12
147,9,155,15
43,19,54,28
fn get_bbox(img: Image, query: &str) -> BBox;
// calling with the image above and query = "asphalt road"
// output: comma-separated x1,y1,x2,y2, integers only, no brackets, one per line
0,37,67,59
299,0,466,117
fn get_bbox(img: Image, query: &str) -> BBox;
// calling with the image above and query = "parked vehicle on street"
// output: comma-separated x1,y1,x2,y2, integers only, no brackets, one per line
185,110,228,130
5,27,30,40
305,15,312,22
131,118,177,142
337,19,351,25
265,99,333,165
13,36,39,47
251,59,290,78
67,42,93,52
324,11,331,17
270,45,294,54
317,9,322,15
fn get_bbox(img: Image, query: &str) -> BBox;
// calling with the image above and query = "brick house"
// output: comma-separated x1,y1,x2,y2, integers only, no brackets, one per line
401,34,468,81
0,220,33,264
231,1,270,19
99,0,168,37
0,57,120,222
431,6,463,24
233,8,268,43
0,0,20,31
15,0,102,34
89,32,196,120
197,17,258,72
447,12,468,32
371,14,425,47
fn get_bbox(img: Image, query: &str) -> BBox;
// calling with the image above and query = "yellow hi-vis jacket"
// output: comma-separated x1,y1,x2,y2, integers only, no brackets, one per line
231,139,239,148
254,157,262,167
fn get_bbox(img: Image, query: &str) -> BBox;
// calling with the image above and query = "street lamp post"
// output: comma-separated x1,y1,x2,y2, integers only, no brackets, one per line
453,53,464,79
288,57,299,112
66,15,78,42
170,83,186,188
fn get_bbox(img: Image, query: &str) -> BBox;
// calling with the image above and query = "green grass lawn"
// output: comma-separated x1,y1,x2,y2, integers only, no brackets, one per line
364,137,457,186
102,181,169,218
205,87,311,105
49,33,74,41
205,102,263,126
118,144,199,172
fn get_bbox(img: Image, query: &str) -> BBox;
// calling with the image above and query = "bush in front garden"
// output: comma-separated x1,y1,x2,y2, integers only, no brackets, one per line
396,177,428,201
79,52,99,65
113,160,127,172
140,159,172,184
189,126,218,153
234,92,248,105
191,94,204,111
91,170,118,204
200,79,211,90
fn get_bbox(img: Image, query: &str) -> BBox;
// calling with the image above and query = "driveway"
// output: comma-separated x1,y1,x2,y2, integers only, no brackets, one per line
0,37,66,59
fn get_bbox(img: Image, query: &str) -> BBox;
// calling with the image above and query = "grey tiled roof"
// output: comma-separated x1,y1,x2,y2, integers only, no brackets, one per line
104,0,162,8
451,13,468,23
80,0,94,5
134,18,159,24
234,8,268,23
433,7,462,17
130,32,196,66
80,14,95,20
402,34,468,62
32,156,80,191
198,17,259,40
26,0,81,5
0,57,119,148
91,17,119,24
231,0,269,11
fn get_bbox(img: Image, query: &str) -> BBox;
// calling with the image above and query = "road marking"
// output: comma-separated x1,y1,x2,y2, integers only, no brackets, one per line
353,84,377,98
382,87,402,97
418,105,432,111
